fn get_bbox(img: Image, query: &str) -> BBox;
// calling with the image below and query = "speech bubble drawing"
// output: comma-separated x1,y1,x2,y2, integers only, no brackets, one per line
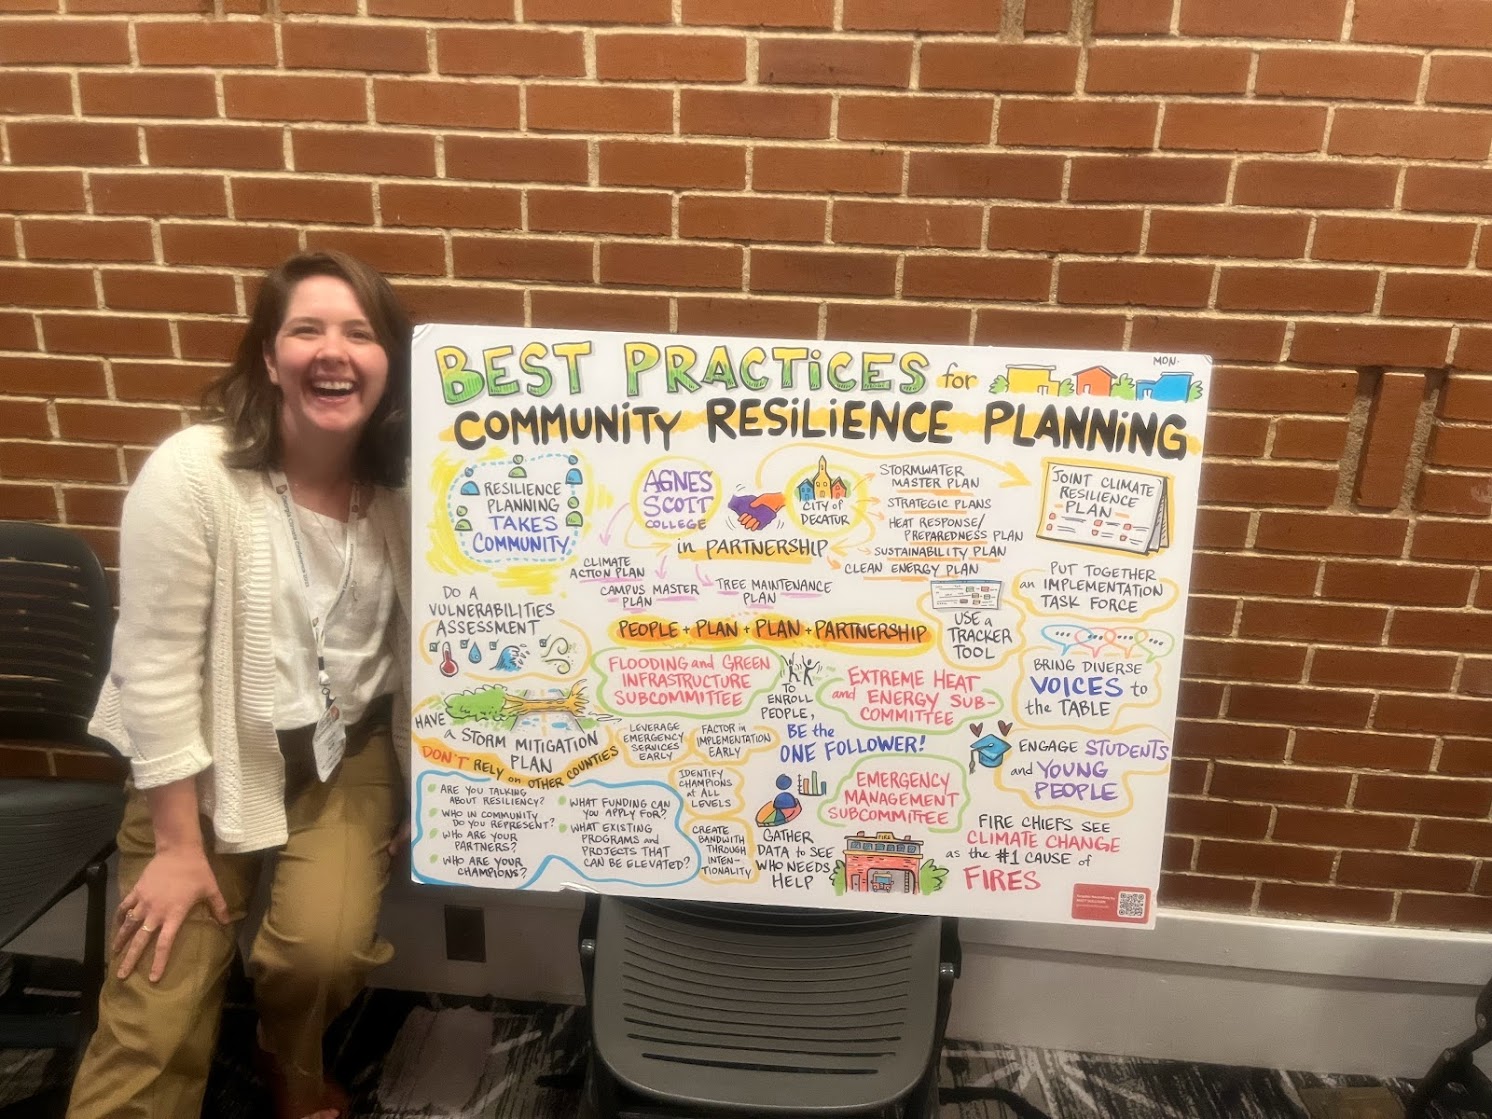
689,819,756,884
594,647,782,718
670,763,743,816
622,719,688,766
412,772,700,889
1130,629,1175,662
817,753,971,835
1041,623,1098,657
1039,623,1175,663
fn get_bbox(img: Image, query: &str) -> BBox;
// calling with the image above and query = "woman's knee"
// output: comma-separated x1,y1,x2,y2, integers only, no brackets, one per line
250,917,389,994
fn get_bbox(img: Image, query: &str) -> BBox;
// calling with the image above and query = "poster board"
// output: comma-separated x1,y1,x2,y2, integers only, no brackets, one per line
408,327,1209,928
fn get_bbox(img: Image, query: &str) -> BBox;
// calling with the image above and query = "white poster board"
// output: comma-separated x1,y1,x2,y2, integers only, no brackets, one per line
409,326,1209,928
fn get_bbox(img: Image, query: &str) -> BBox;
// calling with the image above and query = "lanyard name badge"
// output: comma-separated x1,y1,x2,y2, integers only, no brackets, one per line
270,470,358,782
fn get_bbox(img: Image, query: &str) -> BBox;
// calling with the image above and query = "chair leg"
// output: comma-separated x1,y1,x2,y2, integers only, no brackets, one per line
1406,973,1492,1119
50,859,112,1115
1406,1046,1492,1119
79,859,108,1046
580,1052,620,1119
578,895,599,1002
898,1067,941,1119
1406,1048,1457,1119
934,961,957,1049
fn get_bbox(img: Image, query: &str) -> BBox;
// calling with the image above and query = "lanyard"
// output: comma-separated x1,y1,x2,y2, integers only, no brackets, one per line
268,470,359,711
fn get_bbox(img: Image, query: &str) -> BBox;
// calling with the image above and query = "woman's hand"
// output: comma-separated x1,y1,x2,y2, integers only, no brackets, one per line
113,846,230,983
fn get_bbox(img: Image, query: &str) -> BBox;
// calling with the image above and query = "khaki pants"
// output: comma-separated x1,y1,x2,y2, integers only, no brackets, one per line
68,709,400,1119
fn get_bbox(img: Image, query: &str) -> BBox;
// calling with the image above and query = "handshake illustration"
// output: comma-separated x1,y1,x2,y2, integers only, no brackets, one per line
728,491,785,531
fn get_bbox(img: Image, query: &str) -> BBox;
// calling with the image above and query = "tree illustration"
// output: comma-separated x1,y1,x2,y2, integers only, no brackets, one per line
989,374,1008,394
1057,379,1075,396
831,860,847,896
1188,379,1203,401
1112,374,1137,400
919,860,949,894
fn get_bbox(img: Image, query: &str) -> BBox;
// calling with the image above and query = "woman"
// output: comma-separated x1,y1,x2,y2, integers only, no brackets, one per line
69,252,414,1119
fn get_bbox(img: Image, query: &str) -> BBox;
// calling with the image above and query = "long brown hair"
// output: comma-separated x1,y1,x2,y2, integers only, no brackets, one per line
202,251,412,487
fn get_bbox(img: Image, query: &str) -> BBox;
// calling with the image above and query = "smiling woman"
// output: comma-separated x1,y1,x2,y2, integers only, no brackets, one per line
209,252,412,493
266,277,392,493
67,253,415,1119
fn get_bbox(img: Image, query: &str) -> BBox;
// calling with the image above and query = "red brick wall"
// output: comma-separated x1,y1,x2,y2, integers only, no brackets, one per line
2,0,1491,929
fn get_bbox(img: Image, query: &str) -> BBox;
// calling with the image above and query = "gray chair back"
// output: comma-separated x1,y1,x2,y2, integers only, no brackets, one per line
0,519,114,746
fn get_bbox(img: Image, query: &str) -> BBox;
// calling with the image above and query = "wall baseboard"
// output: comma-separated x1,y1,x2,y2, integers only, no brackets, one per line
16,870,1487,1079
951,909,1489,1078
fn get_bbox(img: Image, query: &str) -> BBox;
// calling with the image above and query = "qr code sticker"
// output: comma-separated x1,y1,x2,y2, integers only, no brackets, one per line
1117,890,1148,919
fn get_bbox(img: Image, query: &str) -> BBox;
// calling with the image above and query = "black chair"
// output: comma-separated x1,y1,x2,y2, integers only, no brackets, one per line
0,521,124,1061
1406,973,1492,1118
578,895,960,1119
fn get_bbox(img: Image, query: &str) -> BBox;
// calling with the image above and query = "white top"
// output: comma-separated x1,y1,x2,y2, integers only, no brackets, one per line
89,424,413,854
265,482,397,729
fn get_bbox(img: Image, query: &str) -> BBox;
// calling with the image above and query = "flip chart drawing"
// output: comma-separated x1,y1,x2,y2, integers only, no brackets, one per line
409,327,1209,928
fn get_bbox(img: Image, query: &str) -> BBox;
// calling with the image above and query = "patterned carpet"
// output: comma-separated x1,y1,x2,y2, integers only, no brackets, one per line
0,956,1485,1118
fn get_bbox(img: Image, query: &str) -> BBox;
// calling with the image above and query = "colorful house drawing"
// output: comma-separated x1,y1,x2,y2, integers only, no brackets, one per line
796,477,816,504
1006,363,1059,395
1135,372,1195,402
1074,365,1115,396
844,831,924,894
830,477,847,500
811,455,833,499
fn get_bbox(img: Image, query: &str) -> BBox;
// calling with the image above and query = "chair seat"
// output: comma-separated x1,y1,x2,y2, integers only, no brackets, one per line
0,779,125,948
590,897,943,1116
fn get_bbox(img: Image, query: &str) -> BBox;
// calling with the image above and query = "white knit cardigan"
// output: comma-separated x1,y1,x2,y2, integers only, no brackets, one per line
89,423,412,854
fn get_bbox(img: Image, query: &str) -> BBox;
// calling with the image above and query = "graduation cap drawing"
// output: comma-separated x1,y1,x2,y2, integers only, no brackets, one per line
969,720,1013,773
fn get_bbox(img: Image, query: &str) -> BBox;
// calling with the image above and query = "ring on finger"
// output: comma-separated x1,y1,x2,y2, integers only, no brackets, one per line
140,924,157,934
125,908,139,923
